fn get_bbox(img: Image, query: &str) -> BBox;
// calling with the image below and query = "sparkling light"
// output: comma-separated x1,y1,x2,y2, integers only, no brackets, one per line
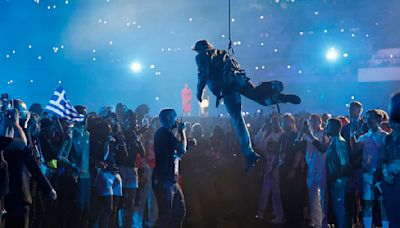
326,47,339,62
130,62,142,73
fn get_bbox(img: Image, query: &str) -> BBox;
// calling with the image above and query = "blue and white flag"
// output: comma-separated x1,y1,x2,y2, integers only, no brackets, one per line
45,86,85,122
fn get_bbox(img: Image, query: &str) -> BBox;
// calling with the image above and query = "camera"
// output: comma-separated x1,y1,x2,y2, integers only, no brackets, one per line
0,93,14,138
0,94,13,117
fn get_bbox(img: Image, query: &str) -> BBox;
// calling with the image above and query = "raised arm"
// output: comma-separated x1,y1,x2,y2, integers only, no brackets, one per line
195,54,209,102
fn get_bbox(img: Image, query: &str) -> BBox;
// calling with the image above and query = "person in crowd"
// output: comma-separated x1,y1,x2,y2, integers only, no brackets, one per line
57,105,91,228
278,113,305,227
93,120,123,228
255,115,285,224
2,100,57,228
182,83,193,117
298,114,328,228
119,113,145,228
341,101,368,226
321,113,332,129
135,116,159,228
181,123,213,227
26,113,46,228
381,106,400,227
389,92,400,123
152,109,188,228
1,105,30,228
37,116,64,228
312,118,352,228
193,39,301,171
350,109,389,228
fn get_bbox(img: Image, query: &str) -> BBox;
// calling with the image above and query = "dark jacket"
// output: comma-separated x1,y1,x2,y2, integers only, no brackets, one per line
196,49,232,99
313,136,351,184
3,146,53,205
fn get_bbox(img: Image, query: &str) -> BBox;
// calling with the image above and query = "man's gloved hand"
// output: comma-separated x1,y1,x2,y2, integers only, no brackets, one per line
196,92,202,103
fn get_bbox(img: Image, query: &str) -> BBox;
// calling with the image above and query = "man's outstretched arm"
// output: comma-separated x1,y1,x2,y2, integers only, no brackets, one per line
195,54,209,102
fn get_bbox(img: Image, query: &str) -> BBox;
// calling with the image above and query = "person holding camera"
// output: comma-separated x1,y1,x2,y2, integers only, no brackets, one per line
1,100,56,228
297,115,328,228
311,118,352,228
152,109,187,228
1,106,28,228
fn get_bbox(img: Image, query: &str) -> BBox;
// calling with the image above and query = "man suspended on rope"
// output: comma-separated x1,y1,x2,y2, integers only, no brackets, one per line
193,39,301,171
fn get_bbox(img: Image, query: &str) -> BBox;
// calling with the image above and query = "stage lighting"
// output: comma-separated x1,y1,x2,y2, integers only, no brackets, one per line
130,62,142,73
326,47,339,62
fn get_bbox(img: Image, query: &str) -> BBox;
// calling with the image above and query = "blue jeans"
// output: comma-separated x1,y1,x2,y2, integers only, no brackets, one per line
329,178,352,228
223,91,254,156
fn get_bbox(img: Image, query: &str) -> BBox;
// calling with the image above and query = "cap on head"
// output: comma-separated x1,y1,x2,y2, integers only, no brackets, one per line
192,40,215,52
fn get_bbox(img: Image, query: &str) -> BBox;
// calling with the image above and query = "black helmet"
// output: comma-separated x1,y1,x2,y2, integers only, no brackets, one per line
192,40,215,52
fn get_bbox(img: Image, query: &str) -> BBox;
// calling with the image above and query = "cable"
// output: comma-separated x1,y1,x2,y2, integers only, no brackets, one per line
228,0,234,56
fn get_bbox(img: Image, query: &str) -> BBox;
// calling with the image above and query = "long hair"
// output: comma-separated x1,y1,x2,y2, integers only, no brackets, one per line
282,113,297,132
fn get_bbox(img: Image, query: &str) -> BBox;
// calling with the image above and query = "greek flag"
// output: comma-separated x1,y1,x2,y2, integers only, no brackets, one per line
45,86,84,122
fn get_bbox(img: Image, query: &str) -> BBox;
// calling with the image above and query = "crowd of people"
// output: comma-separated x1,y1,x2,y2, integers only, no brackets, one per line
1,92,399,228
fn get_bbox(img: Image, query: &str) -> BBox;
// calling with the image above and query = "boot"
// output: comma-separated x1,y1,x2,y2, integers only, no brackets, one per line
277,93,301,104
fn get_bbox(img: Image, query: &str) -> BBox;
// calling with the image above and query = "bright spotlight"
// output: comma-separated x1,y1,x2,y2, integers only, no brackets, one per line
130,62,142,73
326,47,339,62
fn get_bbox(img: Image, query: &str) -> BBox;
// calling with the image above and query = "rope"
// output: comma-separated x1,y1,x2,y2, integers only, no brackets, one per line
228,0,234,56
